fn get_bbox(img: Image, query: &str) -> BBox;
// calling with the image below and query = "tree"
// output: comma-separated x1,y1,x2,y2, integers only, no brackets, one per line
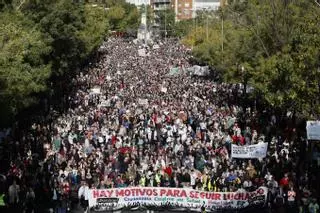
79,5,110,56
122,3,140,32
39,1,86,76
107,5,126,30
180,0,320,117
156,9,176,37
243,0,320,117
0,0,140,126
107,3,140,32
174,19,193,38
0,11,51,125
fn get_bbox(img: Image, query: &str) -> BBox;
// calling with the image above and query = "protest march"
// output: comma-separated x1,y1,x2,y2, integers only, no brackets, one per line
89,187,268,211
0,37,319,213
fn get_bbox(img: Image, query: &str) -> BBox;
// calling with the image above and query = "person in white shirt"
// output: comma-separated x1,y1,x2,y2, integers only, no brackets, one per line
8,180,20,206
190,169,197,189
78,181,89,212
243,178,252,189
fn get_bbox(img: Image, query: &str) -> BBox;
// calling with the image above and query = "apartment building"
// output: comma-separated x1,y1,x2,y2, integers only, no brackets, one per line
172,0,194,21
150,0,172,11
172,0,224,21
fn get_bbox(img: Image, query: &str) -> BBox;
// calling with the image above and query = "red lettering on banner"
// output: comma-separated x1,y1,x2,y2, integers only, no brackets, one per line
130,188,136,196
146,189,153,196
160,189,166,196
153,189,158,196
200,192,205,199
116,189,124,197
93,190,99,199
138,188,145,196
234,193,239,200
194,191,199,199
180,189,187,198
173,189,180,197
93,190,113,198
239,193,244,200
189,191,196,198
244,193,249,200
167,189,173,197
99,190,107,198
91,187,263,203
124,189,131,196
107,190,113,197
214,193,221,200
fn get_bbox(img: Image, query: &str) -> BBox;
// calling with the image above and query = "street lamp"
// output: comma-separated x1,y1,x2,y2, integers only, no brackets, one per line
241,66,248,109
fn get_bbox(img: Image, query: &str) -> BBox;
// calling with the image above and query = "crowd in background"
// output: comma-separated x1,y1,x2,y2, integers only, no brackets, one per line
0,37,319,213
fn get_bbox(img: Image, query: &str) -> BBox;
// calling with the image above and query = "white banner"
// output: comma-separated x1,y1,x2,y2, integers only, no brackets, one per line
306,121,320,140
231,143,268,159
138,49,146,57
88,187,267,211
90,87,101,94
138,98,149,105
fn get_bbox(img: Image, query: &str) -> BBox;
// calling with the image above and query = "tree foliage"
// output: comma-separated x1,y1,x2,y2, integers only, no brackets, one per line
181,0,320,118
107,3,140,32
0,10,51,124
0,0,140,126
79,5,110,55
156,9,176,37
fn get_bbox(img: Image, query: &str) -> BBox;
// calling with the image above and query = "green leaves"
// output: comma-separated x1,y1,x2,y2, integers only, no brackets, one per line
157,9,176,37
79,5,109,56
0,11,51,121
107,3,140,32
0,0,141,126
181,0,320,117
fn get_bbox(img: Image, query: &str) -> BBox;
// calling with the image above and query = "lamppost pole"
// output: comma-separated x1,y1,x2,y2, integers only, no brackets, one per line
221,10,224,63
206,10,209,41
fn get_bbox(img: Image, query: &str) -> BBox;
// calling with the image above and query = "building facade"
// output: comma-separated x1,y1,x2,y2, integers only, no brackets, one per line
193,0,221,11
126,0,151,6
150,0,172,11
171,0,194,21
172,0,224,21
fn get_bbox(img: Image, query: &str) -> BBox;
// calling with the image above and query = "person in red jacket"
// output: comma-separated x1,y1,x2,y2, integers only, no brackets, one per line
279,173,289,190
164,163,173,177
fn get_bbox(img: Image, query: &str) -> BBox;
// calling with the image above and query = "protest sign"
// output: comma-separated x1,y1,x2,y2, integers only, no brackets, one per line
231,143,268,159
306,121,320,140
90,87,101,94
138,49,146,57
187,65,210,76
153,44,160,49
169,67,181,76
138,98,149,105
161,87,167,93
88,187,267,211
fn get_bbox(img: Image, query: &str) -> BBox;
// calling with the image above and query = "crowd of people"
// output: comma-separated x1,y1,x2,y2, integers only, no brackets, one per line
0,37,319,213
